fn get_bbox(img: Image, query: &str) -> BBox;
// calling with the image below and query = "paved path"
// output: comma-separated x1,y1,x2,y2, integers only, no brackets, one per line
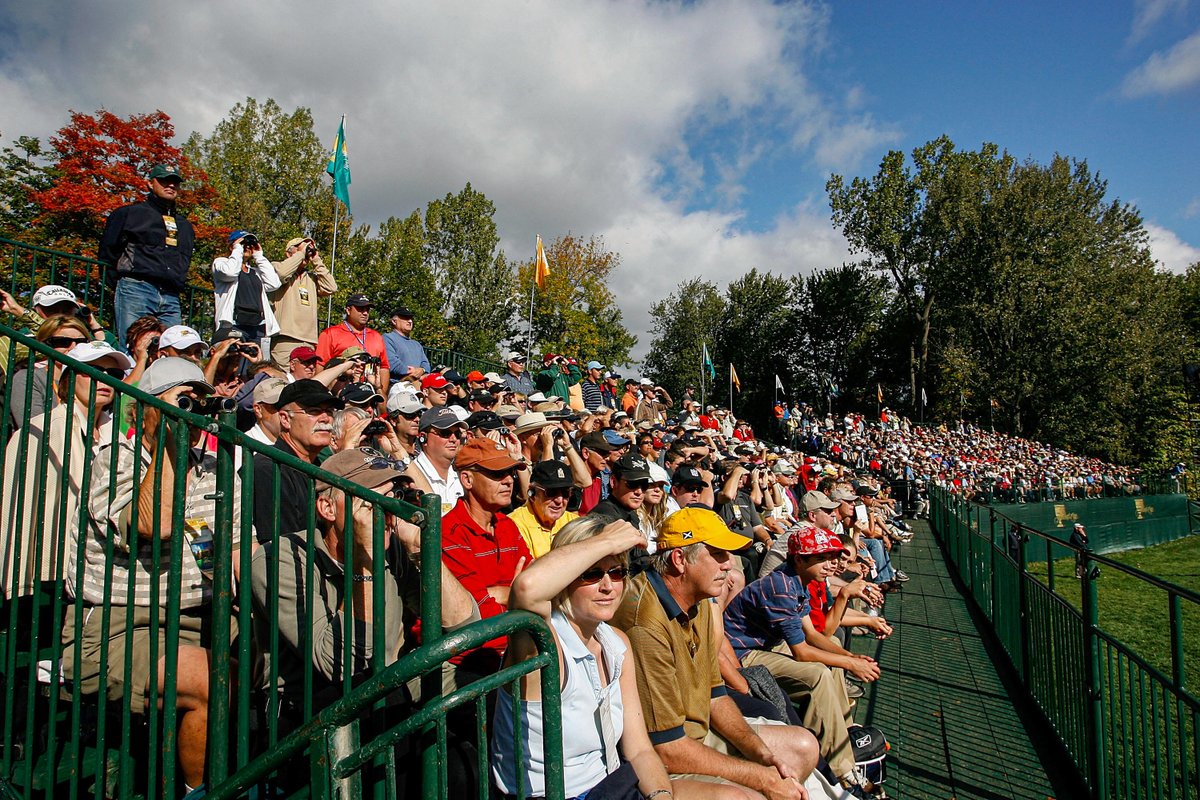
847,522,1071,799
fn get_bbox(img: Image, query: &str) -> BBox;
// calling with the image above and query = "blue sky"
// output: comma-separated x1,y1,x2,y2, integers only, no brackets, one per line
1,0,1197,361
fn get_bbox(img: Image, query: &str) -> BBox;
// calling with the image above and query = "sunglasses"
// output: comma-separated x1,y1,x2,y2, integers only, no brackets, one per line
536,486,572,499
95,367,126,379
577,565,628,585
473,466,519,481
48,336,88,349
428,427,466,438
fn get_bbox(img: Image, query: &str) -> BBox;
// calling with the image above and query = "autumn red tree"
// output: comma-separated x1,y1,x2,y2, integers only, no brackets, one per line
30,109,223,271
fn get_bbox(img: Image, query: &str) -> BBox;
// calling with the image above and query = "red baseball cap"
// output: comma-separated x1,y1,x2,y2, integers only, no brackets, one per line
421,373,451,391
542,352,557,365
466,370,486,382
289,346,322,363
787,527,851,557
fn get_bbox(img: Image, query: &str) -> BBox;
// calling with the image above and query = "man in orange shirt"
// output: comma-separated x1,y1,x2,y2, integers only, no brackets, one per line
316,294,390,395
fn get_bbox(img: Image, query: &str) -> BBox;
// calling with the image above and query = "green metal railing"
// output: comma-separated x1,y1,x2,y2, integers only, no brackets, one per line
424,347,505,379
1,237,216,339
931,486,1200,799
0,319,563,798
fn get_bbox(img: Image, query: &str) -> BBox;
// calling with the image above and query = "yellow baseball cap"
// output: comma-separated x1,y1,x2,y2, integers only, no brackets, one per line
656,507,752,552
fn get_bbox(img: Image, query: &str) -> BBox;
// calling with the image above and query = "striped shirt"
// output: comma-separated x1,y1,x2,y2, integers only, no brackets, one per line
79,438,242,609
440,499,531,668
722,563,811,658
580,378,603,411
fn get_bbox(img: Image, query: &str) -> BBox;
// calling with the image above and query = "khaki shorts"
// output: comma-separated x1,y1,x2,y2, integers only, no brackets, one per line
62,604,220,712
670,717,784,783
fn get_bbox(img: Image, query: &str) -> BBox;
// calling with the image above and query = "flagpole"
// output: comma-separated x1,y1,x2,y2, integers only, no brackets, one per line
326,196,340,327
699,344,706,414
729,364,733,418
525,238,537,363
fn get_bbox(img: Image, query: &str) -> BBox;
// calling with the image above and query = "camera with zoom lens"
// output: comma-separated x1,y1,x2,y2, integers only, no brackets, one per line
351,353,382,367
177,396,237,415
230,343,258,356
305,244,317,258
240,234,258,249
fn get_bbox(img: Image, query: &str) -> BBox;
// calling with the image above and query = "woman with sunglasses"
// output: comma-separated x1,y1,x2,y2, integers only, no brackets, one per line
7,315,93,429
494,517,719,800
1,341,131,599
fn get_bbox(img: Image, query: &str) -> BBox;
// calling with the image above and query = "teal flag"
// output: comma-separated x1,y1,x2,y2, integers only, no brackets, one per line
326,116,351,213
702,343,716,380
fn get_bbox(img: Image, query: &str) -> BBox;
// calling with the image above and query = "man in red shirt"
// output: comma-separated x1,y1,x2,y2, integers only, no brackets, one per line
440,438,531,680
315,293,390,395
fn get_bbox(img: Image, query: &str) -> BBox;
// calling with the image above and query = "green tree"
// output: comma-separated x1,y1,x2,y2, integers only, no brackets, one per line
424,183,515,357
183,98,332,258
0,135,53,239
795,263,889,408
714,269,798,426
643,278,727,399
513,233,637,366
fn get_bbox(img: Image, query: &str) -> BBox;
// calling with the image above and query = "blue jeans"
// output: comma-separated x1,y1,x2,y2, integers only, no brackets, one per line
861,537,895,583
114,277,181,350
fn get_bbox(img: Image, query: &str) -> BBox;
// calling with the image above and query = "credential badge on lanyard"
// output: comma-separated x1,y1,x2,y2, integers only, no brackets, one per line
163,215,179,247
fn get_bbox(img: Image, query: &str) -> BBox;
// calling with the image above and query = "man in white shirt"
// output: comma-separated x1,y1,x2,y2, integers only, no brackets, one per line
412,406,466,514
246,377,288,446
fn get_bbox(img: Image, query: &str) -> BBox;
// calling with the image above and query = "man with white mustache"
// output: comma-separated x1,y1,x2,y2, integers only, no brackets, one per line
252,379,344,544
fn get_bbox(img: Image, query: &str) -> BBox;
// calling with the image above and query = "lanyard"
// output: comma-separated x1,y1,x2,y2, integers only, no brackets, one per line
344,322,368,350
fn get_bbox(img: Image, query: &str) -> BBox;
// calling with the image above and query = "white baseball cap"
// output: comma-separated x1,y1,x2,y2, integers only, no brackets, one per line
66,340,134,370
31,285,78,309
159,325,208,351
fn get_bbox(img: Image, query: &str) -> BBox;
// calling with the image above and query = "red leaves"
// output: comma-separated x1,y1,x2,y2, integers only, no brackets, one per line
29,108,222,255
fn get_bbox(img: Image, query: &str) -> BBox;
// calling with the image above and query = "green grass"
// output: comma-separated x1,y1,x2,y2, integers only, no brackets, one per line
1025,535,1200,698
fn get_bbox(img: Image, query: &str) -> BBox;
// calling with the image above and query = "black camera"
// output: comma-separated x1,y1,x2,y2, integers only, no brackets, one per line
496,425,511,437
352,353,381,367
305,245,317,258
147,335,160,354
362,420,389,436
240,234,258,249
74,305,93,322
177,396,237,415
231,343,258,356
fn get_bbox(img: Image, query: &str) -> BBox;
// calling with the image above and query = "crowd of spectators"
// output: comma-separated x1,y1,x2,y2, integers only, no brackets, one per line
0,163,1145,798
779,404,1149,503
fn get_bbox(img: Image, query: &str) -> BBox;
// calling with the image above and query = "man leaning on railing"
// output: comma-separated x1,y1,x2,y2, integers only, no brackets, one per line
249,447,479,793
61,356,244,794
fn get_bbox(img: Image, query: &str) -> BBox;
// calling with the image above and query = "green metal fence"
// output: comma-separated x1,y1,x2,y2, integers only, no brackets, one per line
931,486,1200,799
0,319,563,799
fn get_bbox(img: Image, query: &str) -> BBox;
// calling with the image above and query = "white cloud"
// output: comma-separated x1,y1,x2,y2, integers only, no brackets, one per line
1128,0,1189,45
0,0,877,362
1121,28,1200,96
1145,222,1200,273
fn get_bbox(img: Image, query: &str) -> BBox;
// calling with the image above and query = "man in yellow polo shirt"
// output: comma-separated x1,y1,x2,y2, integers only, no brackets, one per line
508,460,579,558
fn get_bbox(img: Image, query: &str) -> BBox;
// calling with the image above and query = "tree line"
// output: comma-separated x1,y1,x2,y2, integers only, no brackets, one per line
645,136,1200,468
0,99,637,367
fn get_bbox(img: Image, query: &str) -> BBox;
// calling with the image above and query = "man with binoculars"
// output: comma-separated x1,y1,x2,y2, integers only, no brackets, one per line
212,230,281,347
270,236,338,368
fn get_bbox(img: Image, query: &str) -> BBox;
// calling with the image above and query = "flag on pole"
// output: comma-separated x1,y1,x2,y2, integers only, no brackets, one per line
876,383,883,404
702,343,716,380
775,374,785,393
921,387,927,407
730,364,741,392
326,116,351,213
535,234,551,289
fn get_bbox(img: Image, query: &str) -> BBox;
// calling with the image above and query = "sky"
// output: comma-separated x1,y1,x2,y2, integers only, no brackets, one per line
1,0,1198,364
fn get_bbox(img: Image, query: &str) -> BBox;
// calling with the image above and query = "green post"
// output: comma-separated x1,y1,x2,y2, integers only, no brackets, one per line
1079,555,1107,798
206,409,238,786
419,492,444,800
1017,530,1030,682
1169,593,1186,691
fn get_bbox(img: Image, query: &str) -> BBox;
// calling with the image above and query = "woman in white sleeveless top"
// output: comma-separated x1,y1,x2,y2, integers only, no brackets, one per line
493,517,740,799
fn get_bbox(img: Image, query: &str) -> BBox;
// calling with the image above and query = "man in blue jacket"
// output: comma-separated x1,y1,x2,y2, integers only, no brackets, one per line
99,164,195,348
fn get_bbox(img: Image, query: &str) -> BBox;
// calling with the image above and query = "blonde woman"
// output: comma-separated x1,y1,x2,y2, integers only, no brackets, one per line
7,315,92,428
494,517,742,799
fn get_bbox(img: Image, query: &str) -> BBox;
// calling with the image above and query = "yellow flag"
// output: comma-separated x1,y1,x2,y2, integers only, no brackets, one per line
730,364,741,392
535,235,551,289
